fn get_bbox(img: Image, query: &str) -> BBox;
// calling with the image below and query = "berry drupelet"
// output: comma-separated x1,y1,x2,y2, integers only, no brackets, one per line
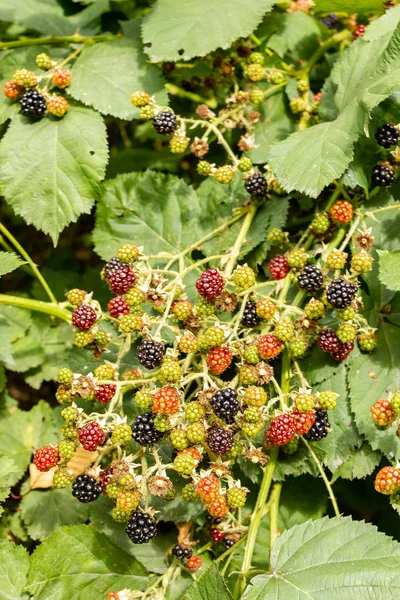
196,269,224,301
153,111,177,135
132,412,163,445
245,173,267,197
326,278,357,309
297,265,323,291
211,388,239,424
72,474,102,503
304,409,330,441
137,339,164,369
20,90,47,117
375,124,399,148
241,300,260,327
126,511,157,544
206,427,234,455
371,164,394,187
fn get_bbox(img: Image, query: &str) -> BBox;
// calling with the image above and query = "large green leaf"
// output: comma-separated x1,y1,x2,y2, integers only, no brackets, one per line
26,525,148,599
314,0,383,11
331,443,382,483
377,250,400,292
0,252,26,277
0,0,72,35
0,454,20,516
183,564,232,600
0,541,29,600
269,11,400,197
142,0,276,62
243,516,400,599
0,107,108,243
249,92,295,164
69,36,167,120
265,11,321,60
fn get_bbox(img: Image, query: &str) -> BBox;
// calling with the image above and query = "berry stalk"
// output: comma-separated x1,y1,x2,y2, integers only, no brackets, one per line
224,203,258,277
0,294,71,322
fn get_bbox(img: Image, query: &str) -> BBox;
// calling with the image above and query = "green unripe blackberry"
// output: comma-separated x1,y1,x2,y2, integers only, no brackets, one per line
74,330,94,348
351,251,373,274
214,165,234,184
153,414,170,432
172,300,193,321
238,156,253,172
250,88,264,105
391,392,400,413
233,265,256,290
179,331,199,354
249,52,264,65
61,406,78,423
318,390,338,410
267,228,286,246
52,470,71,489
95,330,109,346
246,63,265,81
197,160,212,176
117,243,139,263
58,439,76,460
163,488,177,501
297,79,309,93
119,313,143,333
181,484,197,502
244,407,260,422
290,96,308,114
223,441,242,462
243,386,267,407
304,299,325,320
185,401,205,422
337,307,355,321
116,491,140,514
282,437,299,455
112,423,133,445
336,323,356,343
238,364,258,385
125,287,146,307
358,332,378,352
174,453,195,475
130,91,150,107
56,385,74,404
159,360,181,383
241,420,263,437
36,53,53,70
267,68,286,85
256,298,276,320
170,429,189,450
294,392,315,412
61,423,78,439
227,487,247,508
195,298,215,318
289,337,308,357
106,483,121,499
94,363,116,380
311,213,330,234
287,249,308,270
274,320,295,342
243,343,260,364
187,422,205,443
134,389,153,410
326,250,347,270
140,105,155,120
111,507,131,522
201,325,225,349
12,69,38,88
57,367,74,384
170,135,189,154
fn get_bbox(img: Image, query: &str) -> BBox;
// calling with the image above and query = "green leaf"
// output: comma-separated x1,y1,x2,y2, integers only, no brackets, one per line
0,107,108,243
331,443,382,483
0,454,20,516
142,0,276,62
0,541,29,600
0,252,26,277
377,250,400,291
265,11,321,60
69,36,167,120
183,564,232,600
26,525,148,599
20,488,90,541
314,0,384,12
269,12,400,197
249,92,295,164
0,0,72,36
243,516,400,599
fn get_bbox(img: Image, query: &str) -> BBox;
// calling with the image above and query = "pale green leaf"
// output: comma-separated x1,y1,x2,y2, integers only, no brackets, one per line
243,517,400,599
249,92,295,164
266,11,321,59
142,0,276,62
331,443,382,483
183,564,232,600
26,525,148,599
314,0,383,12
0,252,26,277
377,250,400,291
0,541,29,600
0,0,72,35
69,36,167,120
0,107,108,243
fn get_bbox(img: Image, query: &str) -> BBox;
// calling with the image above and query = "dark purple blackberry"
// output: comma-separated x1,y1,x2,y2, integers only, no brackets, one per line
20,90,46,117
103,256,124,280
326,278,357,309
317,328,341,353
206,427,234,455
72,474,102,503
297,265,323,291
132,412,163,445
319,13,337,29
241,300,260,328
126,511,157,544
224,538,235,549
137,339,164,369
153,111,177,135
108,266,136,294
375,124,399,148
331,340,354,361
172,544,192,560
245,173,267,197
372,163,394,187
211,388,239,424
304,409,330,441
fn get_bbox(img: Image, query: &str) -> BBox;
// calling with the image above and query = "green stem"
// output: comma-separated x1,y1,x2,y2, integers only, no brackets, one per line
0,222,56,302
224,203,258,277
0,294,71,322
304,30,351,73
0,34,118,50
164,83,217,109
269,483,282,552
302,438,341,518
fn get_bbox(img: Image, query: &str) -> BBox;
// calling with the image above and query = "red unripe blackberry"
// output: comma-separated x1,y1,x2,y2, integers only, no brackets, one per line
152,386,179,415
370,398,397,428
137,339,164,369
211,388,239,424
72,474,102,503
153,111,177,135
196,269,224,301
330,200,353,223
318,329,341,353
304,409,330,441
297,265,323,291
210,527,225,542
195,475,220,502
207,346,233,374
258,334,282,360
268,255,290,280
4,80,23,99
374,466,400,495
108,266,136,294
72,304,97,331
95,384,117,404
33,446,60,471
52,67,71,88
187,556,202,571
292,409,315,435
103,257,124,279
375,123,399,148
353,24,365,39
372,163,394,187
267,414,296,445
206,495,229,518
330,340,354,361
126,511,157,544
206,427,234,455
241,300,260,327
132,411,163,445
78,422,105,451
108,296,130,318
244,172,267,197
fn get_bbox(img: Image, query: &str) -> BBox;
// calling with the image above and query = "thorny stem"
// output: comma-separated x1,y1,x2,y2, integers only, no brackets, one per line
224,203,258,277
0,294,71,322
302,438,341,518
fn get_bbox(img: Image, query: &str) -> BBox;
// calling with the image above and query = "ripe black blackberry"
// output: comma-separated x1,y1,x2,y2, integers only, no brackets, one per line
319,13,337,29
375,124,399,148
318,328,341,353
211,388,239,424
241,300,260,327
20,90,46,117
72,474,102,503
103,256,124,280
304,409,330,441
126,511,157,544
132,412,163,445
206,427,234,455
137,339,164,369
153,111,177,135
371,163,394,187
297,265,323,291
245,173,267,197
172,544,192,560
224,538,235,549
326,278,357,309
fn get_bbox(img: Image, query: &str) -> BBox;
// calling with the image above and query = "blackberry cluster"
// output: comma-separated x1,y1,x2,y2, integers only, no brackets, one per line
72,474,102,503
304,410,330,441
206,427,234,455
297,266,323,291
241,300,260,327
153,111,177,135
20,90,46,117
245,173,267,197
172,544,192,560
375,124,399,148
126,511,157,544
137,340,164,369
132,412,163,445
211,388,239,424
326,278,357,309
